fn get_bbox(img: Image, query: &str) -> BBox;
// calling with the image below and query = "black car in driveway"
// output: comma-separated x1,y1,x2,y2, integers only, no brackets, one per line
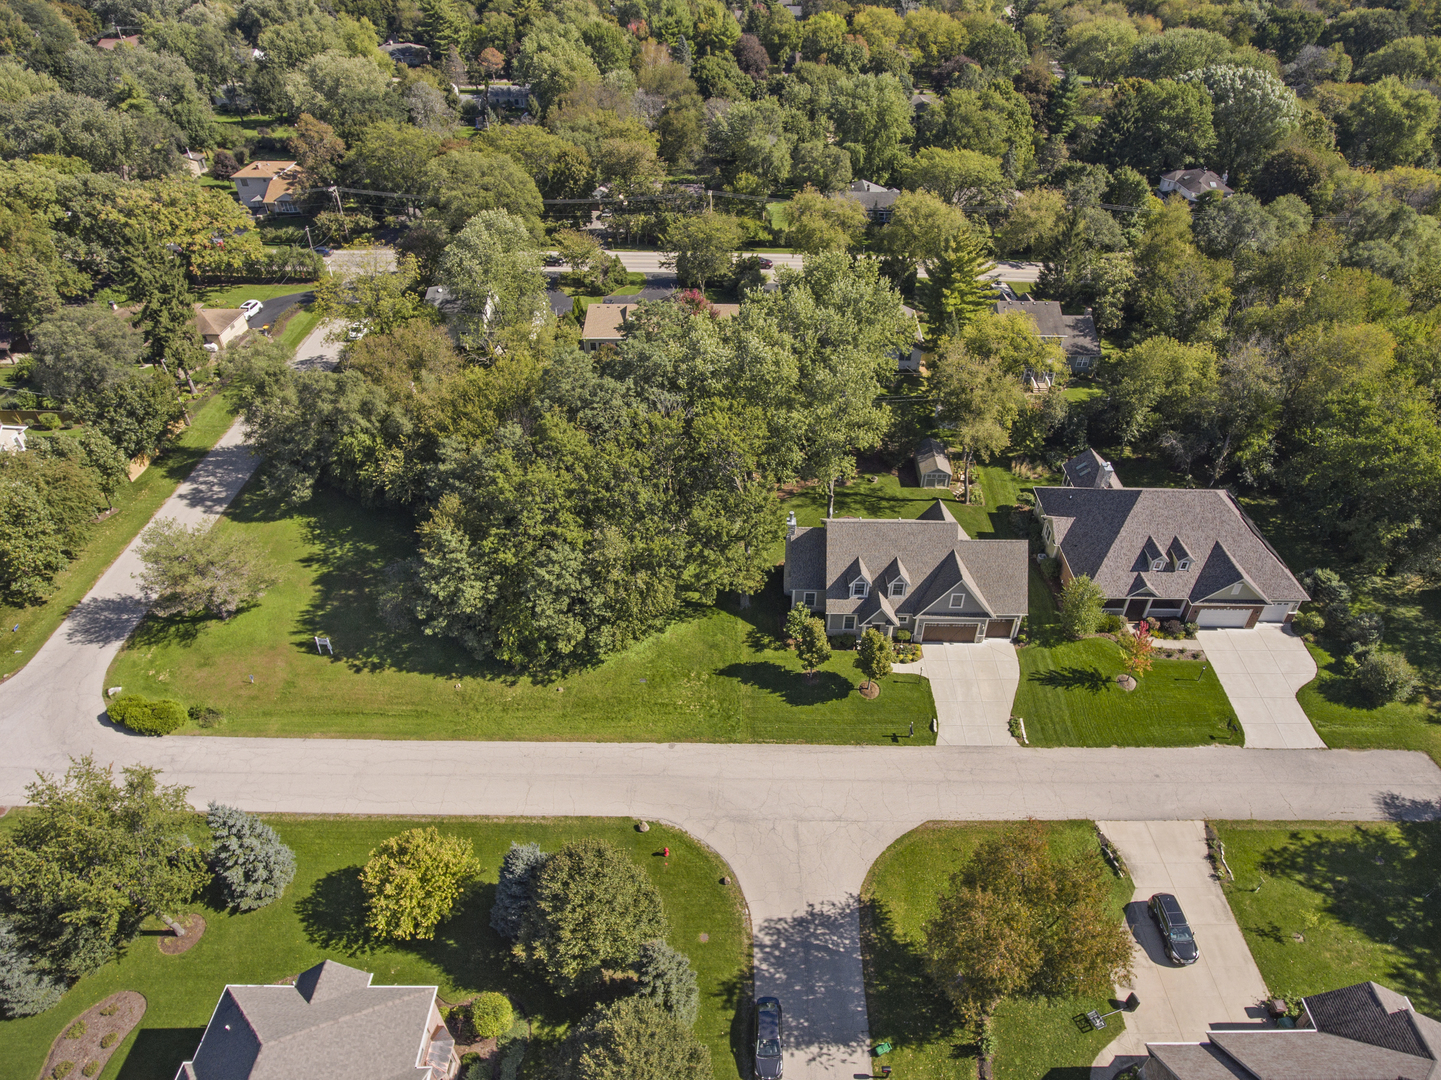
754,996,783,1079
1149,893,1199,965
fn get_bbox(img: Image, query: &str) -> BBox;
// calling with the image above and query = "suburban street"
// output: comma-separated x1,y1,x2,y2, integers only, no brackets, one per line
1,428,1439,1079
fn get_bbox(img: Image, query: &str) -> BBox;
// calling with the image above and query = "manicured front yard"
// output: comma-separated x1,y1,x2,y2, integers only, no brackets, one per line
106,483,935,743
861,821,1132,1080
196,281,317,308
1297,640,1441,766
1,394,237,682
0,814,750,1080
1212,820,1441,1015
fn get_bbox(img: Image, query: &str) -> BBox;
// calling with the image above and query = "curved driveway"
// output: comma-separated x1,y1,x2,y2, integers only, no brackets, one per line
2,427,1440,1080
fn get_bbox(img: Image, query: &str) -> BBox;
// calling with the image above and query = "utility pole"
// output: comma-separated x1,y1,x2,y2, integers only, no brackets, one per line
305,225,314,250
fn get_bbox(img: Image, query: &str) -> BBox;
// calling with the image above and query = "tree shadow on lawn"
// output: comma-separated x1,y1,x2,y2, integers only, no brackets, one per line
719,662,853,706
1258,822,1441,1014
1030,666,1114,693
859,897,971,1060
295,864,372,954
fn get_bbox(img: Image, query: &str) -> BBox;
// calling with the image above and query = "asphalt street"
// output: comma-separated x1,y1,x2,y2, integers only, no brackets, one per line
245,290,314,329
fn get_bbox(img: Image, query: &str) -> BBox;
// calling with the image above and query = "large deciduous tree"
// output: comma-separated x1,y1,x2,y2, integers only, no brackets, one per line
360,827,480,940
660,211,743,291
929,338,1027,503
136,518,278,620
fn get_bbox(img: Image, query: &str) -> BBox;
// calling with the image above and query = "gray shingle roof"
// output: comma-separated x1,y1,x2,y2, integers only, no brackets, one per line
1034,486,1307,603
916,438,951,478
993,300,1100,356
1161,167,1234,197
1206,1029,1437,1080
1145,1042,1256,1080
1304,982,1439,1060
784,503,1027,618
182,960,438,1080
1062,448,1122,489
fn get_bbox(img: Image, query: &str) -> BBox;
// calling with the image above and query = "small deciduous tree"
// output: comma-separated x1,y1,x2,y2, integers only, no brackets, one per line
785,185,869,253
856,627,893,692
78,429,129,509
490,841,551,939
930,342,1027,503
1118,622,1154,679
784,604,812,643
923,820,1133,1023
360,827,480,941
515,838,667,995
634,938,700,1024
794,615,832,676
136,519,278,621
1058,575,1106,639
206,803,297,912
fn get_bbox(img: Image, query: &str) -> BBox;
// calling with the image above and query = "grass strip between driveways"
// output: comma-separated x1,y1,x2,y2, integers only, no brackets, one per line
1212,820,1441,1016
861,821,1132,1080
0,814,750,1080
0,393,237,682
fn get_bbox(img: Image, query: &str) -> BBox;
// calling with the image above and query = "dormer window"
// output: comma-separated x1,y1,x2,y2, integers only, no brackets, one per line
889,581,906,598
1177,558,1192,572
950,592,966,608
852,579,869,598
1151,558,1166,572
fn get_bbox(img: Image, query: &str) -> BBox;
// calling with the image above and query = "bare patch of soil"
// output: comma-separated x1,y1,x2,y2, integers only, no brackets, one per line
39,991,146,1080
157,914,206,954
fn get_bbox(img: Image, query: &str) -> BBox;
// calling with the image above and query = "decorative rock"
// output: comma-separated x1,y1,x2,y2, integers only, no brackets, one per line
637,821,649,832
107,687,122,697
720,876,730,886
1116,674,1137,691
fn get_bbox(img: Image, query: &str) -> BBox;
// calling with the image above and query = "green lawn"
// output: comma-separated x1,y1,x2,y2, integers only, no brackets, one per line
1212,821,1441,1014
106,483,935,743
0,394,237,681
861,821,1132,1080
0,815,749,1080
1295,640,1441,766
196,281,317,308
1016,636,1243,747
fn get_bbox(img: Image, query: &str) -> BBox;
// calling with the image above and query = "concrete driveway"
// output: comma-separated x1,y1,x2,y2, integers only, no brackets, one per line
1092,821,1271,1078
894,639,1020,745
290,318,343,371
1196,626,1324,748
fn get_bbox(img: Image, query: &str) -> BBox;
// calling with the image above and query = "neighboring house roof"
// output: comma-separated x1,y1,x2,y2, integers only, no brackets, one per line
1145,981,1441,1080
1034,486,1307,603
842,179,901,213
196,308,247,337
1062,448,1122,489
993,299,1100,357
916,438,951,477
232,161,301,208
379,41,431,65
177,959,441,1080
1160,168,1234,199
581,299,738,342
96,34,139,48
785,502,1028,619
231,160,297,180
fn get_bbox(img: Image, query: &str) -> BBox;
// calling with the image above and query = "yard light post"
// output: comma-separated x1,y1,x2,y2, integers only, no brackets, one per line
1197,663,1207,682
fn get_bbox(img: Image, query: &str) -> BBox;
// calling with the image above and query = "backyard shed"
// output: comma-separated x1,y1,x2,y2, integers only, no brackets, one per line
915,438,952,488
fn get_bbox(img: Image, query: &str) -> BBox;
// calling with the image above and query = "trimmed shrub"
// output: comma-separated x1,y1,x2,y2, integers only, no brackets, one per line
1163,619,1184,637
52,1063,73,1079
81,1064,99,1078
1097,613,1126,634
65,1020,86,1038
470,991,514,1040
491,842,550,939
1291,610,1324,637
0,917,65,1018
100,1033,117,1049
634,939,700,1025
207,803,297,911
105,695,186,735
895,629,912,642
1355,650,1419,703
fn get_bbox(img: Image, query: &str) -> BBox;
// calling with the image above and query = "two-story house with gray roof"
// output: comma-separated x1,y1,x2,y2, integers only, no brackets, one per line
1034,458,1307,628
783,501,1029,642
175,959,459,1080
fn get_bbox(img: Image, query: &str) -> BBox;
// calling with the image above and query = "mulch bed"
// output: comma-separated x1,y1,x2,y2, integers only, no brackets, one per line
39,991,146,1080
858,682,880,699
157,914,206,955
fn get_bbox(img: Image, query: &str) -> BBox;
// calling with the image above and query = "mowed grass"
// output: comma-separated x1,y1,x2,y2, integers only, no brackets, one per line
0,815,749,1080
1297,641,1441,767
195,281,317,308
0,394,237,681
861,821,1132,1080
106,483,936,743
1212,821,1441,1014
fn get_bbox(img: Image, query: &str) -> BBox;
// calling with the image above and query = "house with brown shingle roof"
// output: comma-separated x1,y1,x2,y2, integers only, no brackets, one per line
231,160,303,215
196,308,249,349
994,299,1100,374
784,501,1029,642
175,959,459,1080
1033,478,1308,629
1140,981,1441,1080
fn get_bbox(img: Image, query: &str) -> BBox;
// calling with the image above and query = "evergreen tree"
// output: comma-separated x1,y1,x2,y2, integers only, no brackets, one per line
206,803,297,912
490,841,550,939
634,939,700,1025
128,247,201,395
555,997,711,1080
0,916,66,1019
917,231,996,337
1047,69,1081,137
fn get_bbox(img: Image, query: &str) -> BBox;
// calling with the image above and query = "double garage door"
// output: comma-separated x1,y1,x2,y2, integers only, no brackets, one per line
1193,606,1257,629
922,623,979,642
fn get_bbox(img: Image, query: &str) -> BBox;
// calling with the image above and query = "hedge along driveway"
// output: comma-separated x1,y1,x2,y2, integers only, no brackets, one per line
0,815,751,1080
106,484,936,744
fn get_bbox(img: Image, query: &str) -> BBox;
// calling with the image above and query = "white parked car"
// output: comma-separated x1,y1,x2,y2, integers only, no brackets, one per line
202,342,220,352
240,299,264,318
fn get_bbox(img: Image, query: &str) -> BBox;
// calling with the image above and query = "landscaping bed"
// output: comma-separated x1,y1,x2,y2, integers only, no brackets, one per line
38,992,145,1080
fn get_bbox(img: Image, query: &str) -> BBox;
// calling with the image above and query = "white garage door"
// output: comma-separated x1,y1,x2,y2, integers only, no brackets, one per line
1259,604,1292,623
1195,607,1254,628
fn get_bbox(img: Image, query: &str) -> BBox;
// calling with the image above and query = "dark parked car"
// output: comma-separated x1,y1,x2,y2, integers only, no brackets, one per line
314,246,332,256
754,996,783,1079
758,258,774,269
544,253,564,266
1149,893,1199,965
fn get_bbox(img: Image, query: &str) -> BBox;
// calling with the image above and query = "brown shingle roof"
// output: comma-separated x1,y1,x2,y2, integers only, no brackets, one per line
994,300,1100,356
1034,486,1307,603
196,309,246,336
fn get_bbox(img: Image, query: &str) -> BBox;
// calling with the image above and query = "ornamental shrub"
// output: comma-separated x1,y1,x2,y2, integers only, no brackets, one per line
1291,610,1324,637
491,842,550,939
1097,613,1126,634
0,917,65,1019
1355,650,1419,703
469,991,514,1040
207,803,297,912
634,939,700,1025
552,997,711,1080
65,1020,86,1038
1059,575,1105,639
105,695,186,735
360,827,480,940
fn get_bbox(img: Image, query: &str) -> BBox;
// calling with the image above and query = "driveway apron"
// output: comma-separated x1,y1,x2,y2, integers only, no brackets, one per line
896,639,1020,745
1195,627,1324,748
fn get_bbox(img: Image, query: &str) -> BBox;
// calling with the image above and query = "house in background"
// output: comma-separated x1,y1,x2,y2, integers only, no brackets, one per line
196,308,249,349
784,501,1028,641
175,959,459,1080
1062,447,1123,489
915,438,952,488
1141,981,1441,1080
380,41,431,66
841,179,902,223
1158,168,1233,203
580,298,739,353
231,161,303,215
994,299,1101,374
1034,456,1308,628
1,423,27,452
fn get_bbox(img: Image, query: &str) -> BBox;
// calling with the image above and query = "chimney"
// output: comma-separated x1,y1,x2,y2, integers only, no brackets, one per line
1100,461,1114,481
786,510,797,539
